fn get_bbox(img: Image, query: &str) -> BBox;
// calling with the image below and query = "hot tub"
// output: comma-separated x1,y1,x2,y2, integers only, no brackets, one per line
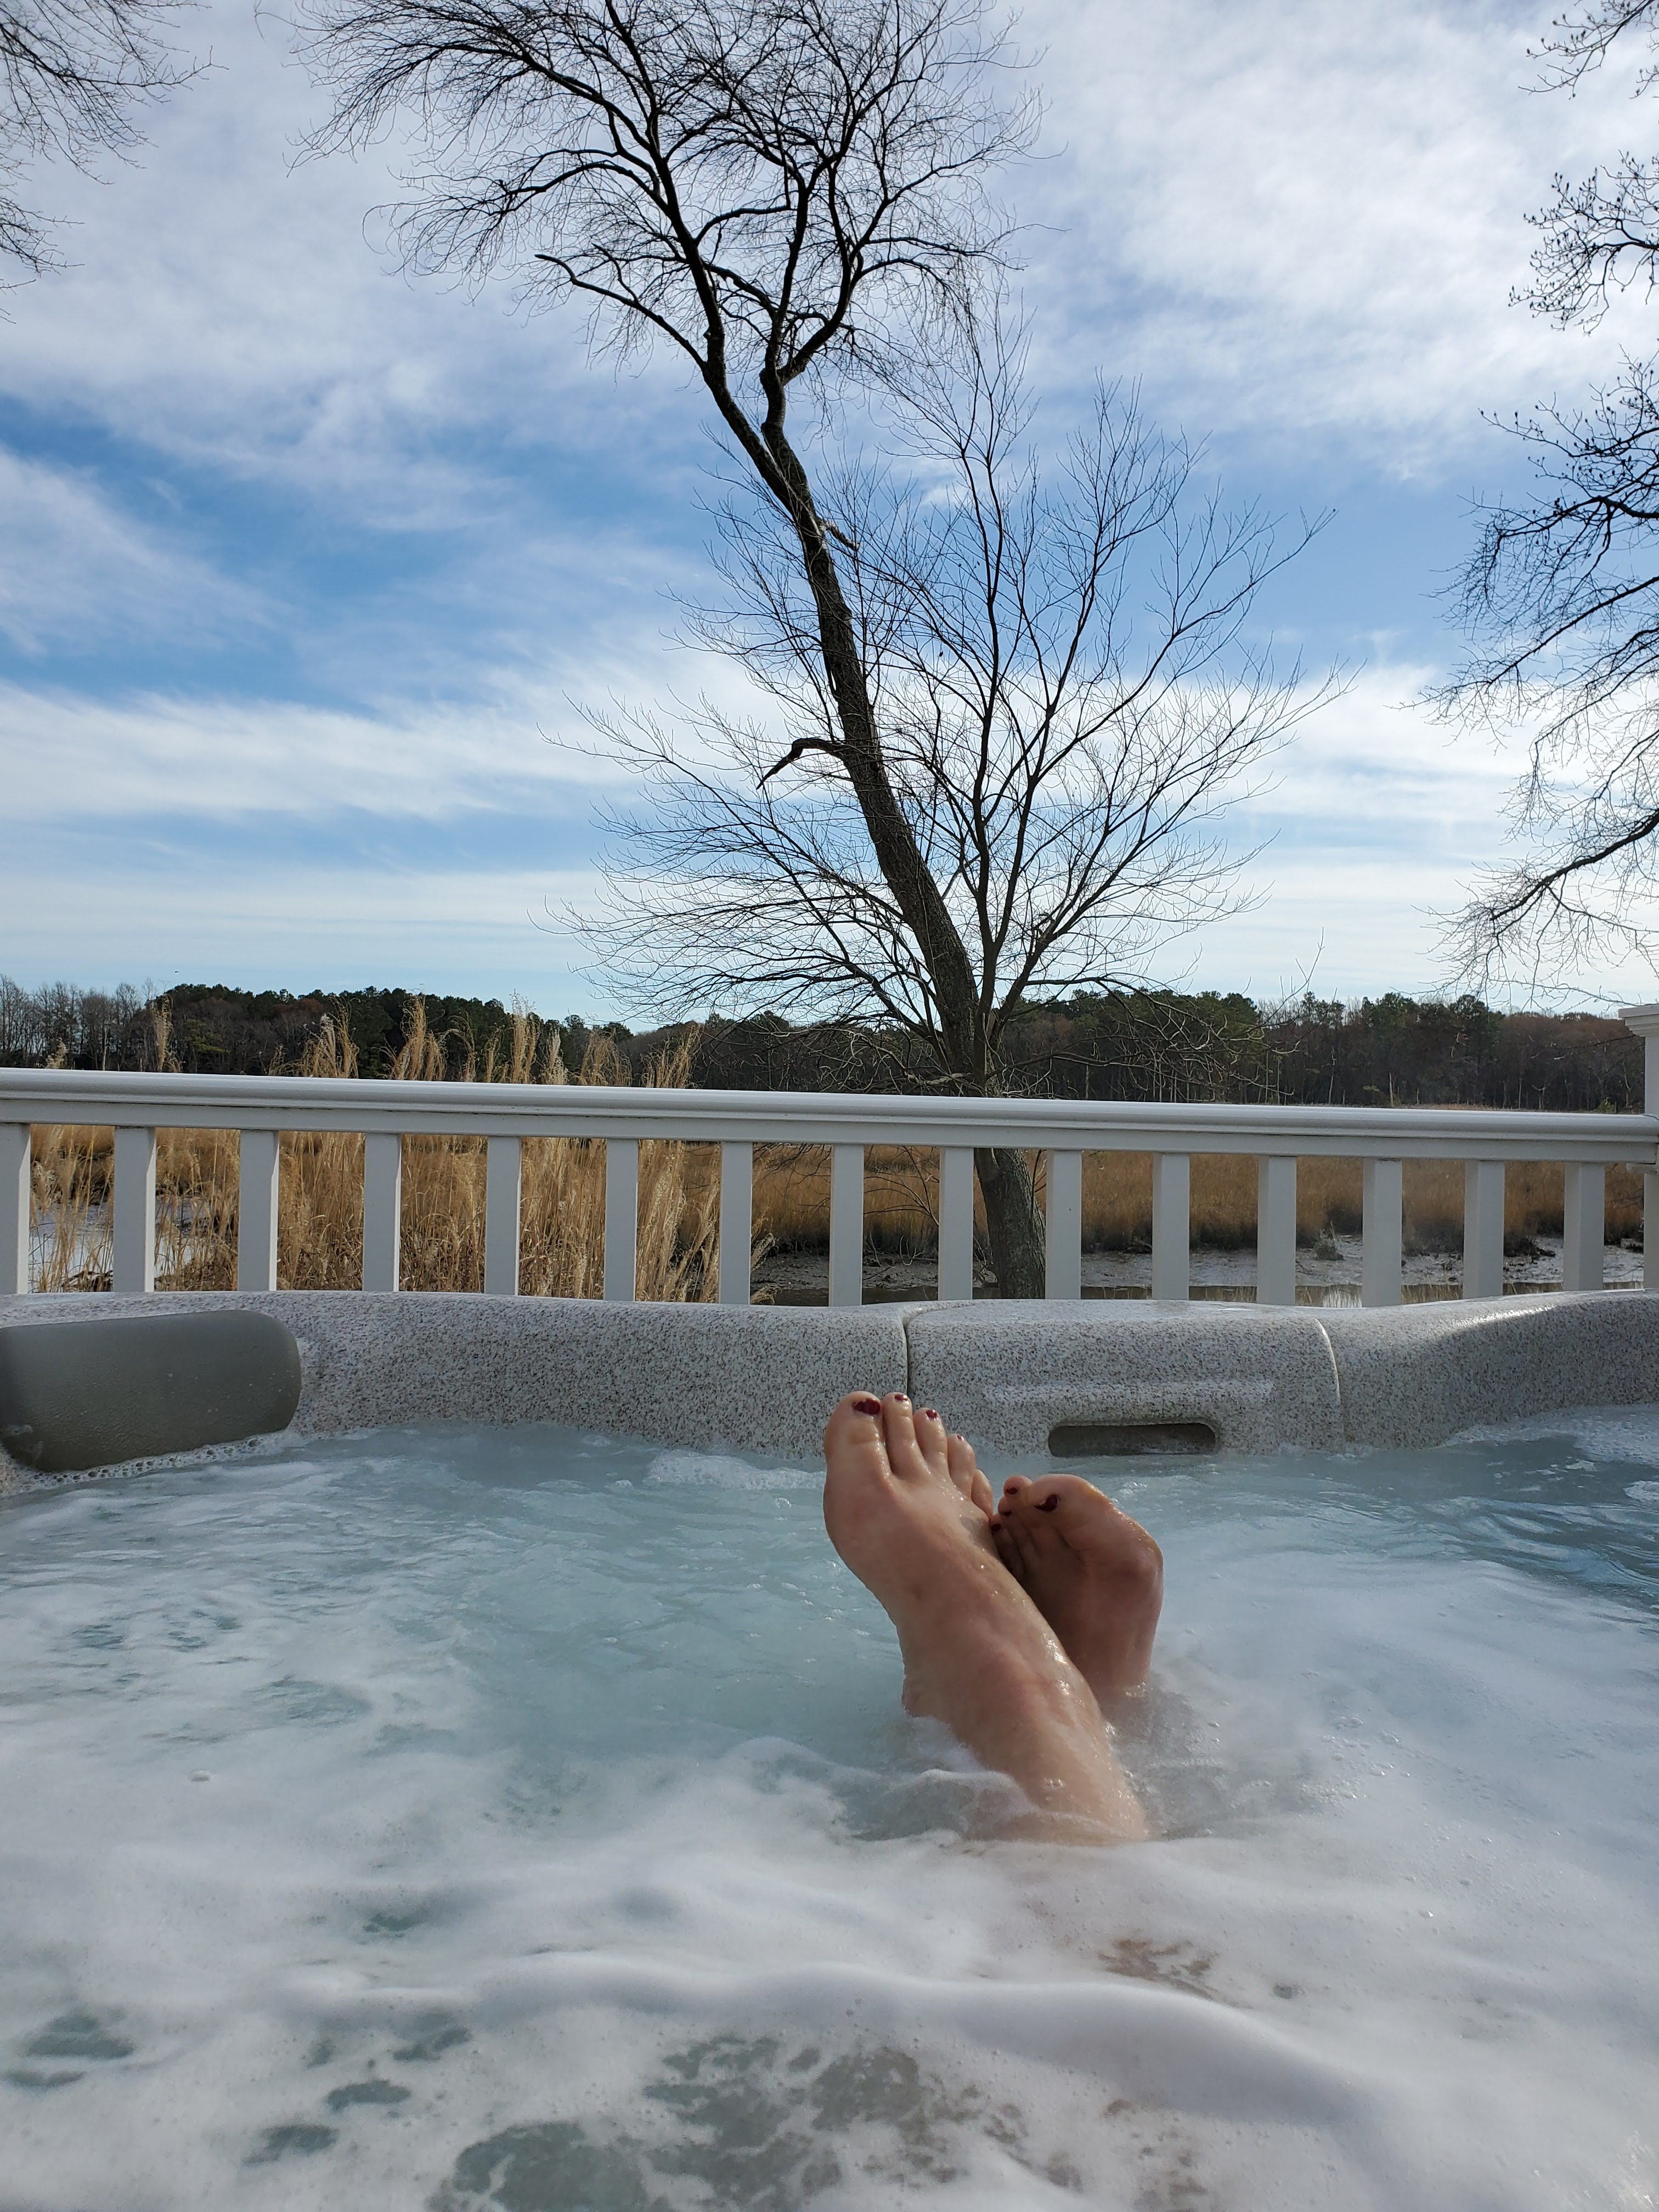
2,1409,1655,2208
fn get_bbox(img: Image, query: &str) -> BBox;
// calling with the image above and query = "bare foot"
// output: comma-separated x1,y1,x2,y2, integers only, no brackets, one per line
822,1392,1148,1842
989,1474,1163,1712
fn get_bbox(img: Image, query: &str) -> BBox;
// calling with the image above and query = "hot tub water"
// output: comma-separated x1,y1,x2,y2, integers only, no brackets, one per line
1,1415,1656,2208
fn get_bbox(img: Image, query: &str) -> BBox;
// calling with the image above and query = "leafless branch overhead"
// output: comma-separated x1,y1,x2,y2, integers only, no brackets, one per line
0,0,199,273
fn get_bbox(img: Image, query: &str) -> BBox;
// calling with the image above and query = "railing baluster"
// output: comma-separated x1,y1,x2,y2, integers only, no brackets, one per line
1635,1008,1659,1293
1463,1159,1505,1300
1361,1158,1402,1307
2,1065,1655,1313
362,1132,403,1293
236,1128,280,1293
937,1146,975,1301
1561,1162,1605,1291
1151,1153,1189,1301
828,1144,865,1307
718,1141,753,1306
484,1135,522,1296
1256,1155,1297,1306
602,1137,639,1302
2,1122,27,1295
1044,1149,1084,1300
111,1125,157,1294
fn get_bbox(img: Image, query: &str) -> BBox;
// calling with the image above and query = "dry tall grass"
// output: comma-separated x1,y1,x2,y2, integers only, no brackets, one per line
749,1146,1645,1256
29,1121,114,1290
24,1023,1645,1295
27,1002,726,1297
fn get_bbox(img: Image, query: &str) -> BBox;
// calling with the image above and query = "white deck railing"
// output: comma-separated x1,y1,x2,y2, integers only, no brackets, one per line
6,1012,1659,1306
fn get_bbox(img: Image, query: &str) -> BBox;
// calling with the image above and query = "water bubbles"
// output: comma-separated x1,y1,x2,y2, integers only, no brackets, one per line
1,1419,1655,2208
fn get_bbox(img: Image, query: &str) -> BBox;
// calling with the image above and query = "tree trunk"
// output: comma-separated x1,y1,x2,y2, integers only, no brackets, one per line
974,1145,1046,1299
755,425,1052,1295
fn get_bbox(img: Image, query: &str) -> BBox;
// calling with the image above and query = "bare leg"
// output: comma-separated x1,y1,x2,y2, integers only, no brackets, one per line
990,1474,1164,1713
822,1392,1149,1842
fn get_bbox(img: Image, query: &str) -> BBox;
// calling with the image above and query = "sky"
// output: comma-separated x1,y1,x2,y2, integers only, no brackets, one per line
4,0,1659,1016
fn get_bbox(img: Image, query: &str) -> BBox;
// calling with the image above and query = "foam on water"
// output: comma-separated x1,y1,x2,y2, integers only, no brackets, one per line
2,1413,1657,2209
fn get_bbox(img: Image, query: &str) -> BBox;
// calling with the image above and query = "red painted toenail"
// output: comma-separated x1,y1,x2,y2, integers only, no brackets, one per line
851,1397,882,1415
922,1408,938,1420
1037,1496,1059,1512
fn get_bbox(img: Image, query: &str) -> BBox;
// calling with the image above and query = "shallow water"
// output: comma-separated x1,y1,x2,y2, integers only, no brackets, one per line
2,1413,1657,2210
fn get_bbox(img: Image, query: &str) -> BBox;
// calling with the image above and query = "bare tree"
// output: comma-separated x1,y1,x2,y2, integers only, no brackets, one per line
1,0,198,275
585,322,1323,1286
300,0,1316,1290
1438,0,1659,980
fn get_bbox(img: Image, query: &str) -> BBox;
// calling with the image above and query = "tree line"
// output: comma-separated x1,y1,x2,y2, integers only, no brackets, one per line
0,977,1641,1113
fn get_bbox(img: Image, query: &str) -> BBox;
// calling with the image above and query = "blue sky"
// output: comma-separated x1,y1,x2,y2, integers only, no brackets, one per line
4,0,1659,1015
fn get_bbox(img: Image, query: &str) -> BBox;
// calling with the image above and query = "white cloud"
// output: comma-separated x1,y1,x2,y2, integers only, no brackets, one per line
20,0,1631,511
0,656,1605,1007
7,0,1648,505
0,449,264,651
1184,664,1659,1001
0,679,606,824
0,7,691,521
0,617,785,825
1251,664,1517,830
1023,0,1652,471
7,659,1658,1006
9,0,1659,1006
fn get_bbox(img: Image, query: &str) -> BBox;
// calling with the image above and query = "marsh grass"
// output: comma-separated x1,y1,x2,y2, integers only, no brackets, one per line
26,1003,728,1297
23,1011,1645,1294
747,1147,1644,1259
29,1121,114,1291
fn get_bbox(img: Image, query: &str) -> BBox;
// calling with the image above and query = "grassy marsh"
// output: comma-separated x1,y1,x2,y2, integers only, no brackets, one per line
22,1002,1645,1296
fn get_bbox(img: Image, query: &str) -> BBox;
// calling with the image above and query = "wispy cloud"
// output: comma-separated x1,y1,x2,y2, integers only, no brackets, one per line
0,449,266,652
0,8,701,526
1023,0,1646,473
6,0,1658,1003
0,678,617,825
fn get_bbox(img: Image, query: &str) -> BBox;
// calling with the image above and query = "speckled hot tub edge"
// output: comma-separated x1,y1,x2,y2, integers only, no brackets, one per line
4,1288,1658,1488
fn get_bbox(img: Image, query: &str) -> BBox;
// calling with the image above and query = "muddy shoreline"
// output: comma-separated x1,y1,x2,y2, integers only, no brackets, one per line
752,1231,1648,1305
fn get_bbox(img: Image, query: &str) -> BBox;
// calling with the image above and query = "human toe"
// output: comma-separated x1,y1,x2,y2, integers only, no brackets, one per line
915,1406,953,1481
822,1391,890,1463
878,1392,930,1480
997,1482,1072,1558
944,1429,989,1508
1017,1473,1106,1514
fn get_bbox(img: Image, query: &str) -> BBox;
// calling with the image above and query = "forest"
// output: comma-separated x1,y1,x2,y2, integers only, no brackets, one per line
0,977,1641,1112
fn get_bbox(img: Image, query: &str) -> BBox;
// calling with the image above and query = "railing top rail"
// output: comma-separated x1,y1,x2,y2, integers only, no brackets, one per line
1,1067,1655,1163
